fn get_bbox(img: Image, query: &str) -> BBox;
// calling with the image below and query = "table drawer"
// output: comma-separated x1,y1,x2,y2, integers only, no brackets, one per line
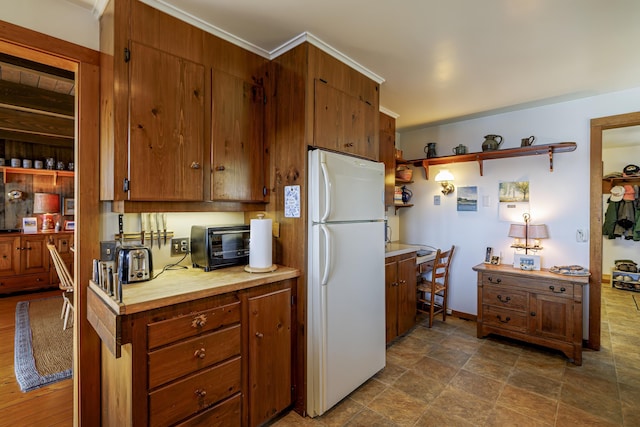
149,357,241,427
148,301,240,350
175,393,241,427
482,305,527,332
482,273,574,298
149,324,240,389
0,272,51,293
482,284,527,311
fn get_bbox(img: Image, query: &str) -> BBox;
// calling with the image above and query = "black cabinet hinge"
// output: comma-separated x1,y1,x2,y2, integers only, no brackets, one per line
263,94,267,105
123,178,130,192
124,47,131,63
291,295,296,306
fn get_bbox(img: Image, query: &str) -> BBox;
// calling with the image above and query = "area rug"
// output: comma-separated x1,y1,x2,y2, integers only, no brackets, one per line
14,296,72,392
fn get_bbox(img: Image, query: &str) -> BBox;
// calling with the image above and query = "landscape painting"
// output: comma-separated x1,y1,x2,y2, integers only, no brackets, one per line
457,186,478,211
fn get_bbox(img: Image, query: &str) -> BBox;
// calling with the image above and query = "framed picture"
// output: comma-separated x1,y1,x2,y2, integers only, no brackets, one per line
484,247,493,264
64,220,75,231
22,217,38,233
514,253,540,270
457,186,478,211
63,198,75,216
490,255,501,265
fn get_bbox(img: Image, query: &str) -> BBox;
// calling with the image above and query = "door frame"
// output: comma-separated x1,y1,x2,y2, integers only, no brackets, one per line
589,111,640,349
0,21,101,425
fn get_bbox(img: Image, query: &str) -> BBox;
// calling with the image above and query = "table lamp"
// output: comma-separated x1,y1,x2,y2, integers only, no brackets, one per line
33,192,60,232
509,213,548,254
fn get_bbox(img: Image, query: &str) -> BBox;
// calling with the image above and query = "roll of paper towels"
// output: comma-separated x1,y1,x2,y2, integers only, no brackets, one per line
249,215,272,269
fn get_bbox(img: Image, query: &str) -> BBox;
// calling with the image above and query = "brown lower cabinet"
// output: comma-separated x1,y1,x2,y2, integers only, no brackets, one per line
385,252,417,343
89,276,294,426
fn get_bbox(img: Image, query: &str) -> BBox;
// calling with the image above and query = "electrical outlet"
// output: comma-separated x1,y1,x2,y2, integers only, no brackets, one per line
171,238,189,257
100,241,117,261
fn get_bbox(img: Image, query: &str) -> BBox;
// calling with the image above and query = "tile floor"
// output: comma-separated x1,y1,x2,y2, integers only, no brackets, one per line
272,283,640,426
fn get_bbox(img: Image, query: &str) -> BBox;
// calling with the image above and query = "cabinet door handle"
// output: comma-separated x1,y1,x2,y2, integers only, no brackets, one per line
488,277,501,284
548,285,566,293
391,281,398,287
496,315,511,323
194,389,207,398
193,348,206,359
215,165,225,171
255,332,264,338
190,161,201,169
496,295,511,303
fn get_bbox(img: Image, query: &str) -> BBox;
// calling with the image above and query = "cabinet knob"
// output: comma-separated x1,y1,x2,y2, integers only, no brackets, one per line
496,315,511,323
530,311,536,316
399,279,406,285
2,255,6,259
496,295,511,303
215,165,225,171
255,332,264,338
194,389,207,398
190,161,201,169
344,142,354,148
548,285,566,293
391,281,398,287
194,348,206,359
191,314,207,328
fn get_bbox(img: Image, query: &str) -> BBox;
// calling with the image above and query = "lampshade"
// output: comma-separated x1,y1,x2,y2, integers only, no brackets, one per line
435,169,454,182
508,224,526,238
528,224,548,239
33,193,60,214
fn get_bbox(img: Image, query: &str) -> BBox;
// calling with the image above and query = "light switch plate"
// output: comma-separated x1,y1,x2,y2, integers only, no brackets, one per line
100,241,117,261
434,195,441,205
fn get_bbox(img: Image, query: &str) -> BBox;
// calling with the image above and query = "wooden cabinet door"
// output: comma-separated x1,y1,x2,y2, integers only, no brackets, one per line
528,293,573,342
21,235,48,274
128,41,205,201
247,287,291,427
385,260,398,343
397,256,417,336
211,69,265,202
314,79,343,153
0,236,20,277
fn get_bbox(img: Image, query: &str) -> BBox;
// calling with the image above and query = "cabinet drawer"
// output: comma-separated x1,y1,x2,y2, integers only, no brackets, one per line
482,306,527,332
149,357,241,427
175,393,241,427
148,324,240,389
0,272,51,293
482,284,527,311
148,301,240,349
482,274,574,298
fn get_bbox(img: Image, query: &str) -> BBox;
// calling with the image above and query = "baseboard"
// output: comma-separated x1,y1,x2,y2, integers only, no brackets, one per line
452,310,477,321
602,273,610,284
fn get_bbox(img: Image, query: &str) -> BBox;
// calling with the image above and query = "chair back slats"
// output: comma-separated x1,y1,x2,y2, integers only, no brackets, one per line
47,243,74,292
417,245,455,327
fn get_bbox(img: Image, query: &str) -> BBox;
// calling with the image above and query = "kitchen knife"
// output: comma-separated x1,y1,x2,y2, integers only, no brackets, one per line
155,213,162,248
162,213,167,245
140,213,144,245
148,213,154,248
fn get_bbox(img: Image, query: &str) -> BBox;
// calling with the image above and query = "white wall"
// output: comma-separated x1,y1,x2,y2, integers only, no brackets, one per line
398,87,640,316
602,145,640,272
0,0,99,50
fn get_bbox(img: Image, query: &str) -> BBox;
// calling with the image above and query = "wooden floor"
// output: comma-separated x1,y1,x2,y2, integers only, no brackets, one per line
0,289,72,427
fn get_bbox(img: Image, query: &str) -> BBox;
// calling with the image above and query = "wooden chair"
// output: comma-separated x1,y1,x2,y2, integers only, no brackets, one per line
47,243,74,330
416,245,455,328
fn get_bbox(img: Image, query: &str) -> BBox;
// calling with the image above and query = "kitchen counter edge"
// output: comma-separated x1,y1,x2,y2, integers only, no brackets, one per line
385,242,421,258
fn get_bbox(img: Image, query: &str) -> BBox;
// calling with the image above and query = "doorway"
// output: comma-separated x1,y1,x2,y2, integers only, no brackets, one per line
589,111,640,349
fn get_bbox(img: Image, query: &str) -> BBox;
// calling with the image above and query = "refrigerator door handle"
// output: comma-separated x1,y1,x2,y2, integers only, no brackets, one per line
320,160,332,222
320,224,331,286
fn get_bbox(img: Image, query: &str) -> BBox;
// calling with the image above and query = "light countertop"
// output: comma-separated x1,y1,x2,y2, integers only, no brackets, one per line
385,243,437,264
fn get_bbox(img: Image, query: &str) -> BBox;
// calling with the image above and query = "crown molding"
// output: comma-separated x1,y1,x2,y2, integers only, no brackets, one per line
379,106,399,118
92,0,110,18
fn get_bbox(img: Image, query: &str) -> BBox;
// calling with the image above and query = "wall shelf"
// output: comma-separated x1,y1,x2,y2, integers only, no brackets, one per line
602,177,640,193
1,166,74,185
408,142,577,179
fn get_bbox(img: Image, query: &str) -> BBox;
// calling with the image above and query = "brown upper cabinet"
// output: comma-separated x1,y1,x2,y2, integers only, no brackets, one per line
379,112,396,207
100,0,268,207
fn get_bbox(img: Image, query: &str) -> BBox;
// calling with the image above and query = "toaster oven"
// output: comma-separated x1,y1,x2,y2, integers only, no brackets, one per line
191,225,250,271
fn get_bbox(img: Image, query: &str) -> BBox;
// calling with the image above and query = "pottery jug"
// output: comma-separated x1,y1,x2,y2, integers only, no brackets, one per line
424,142,437,158
401,186,413,204
521,135,535,147
482,134,503,152
452,144,467,155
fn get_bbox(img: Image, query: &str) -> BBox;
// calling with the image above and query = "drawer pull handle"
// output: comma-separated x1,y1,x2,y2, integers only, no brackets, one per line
548,286,566,293
191,314,207,328
391,281,398,287
496,295,511,303
190,161,201,169
399,279,406,285
194,389,207,398
488,277,501,284
255,332,264,338
530,311,536,317
194,348,206,359
496,315,511,323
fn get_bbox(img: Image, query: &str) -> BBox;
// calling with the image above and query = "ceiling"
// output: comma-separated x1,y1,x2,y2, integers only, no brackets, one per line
70,0,640,131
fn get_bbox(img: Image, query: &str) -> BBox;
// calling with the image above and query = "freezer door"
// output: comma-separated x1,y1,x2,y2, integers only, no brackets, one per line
309,149,385,223
307,221,386,416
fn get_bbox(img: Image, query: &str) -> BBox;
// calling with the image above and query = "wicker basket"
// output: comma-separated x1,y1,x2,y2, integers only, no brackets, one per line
395,166,413,181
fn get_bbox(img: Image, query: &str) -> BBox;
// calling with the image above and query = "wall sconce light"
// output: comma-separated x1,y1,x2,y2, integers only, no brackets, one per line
508,213,548,254
434,169,455,195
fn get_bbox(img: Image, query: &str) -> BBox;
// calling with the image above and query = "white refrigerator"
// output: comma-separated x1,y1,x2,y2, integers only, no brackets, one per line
307,149,386,417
